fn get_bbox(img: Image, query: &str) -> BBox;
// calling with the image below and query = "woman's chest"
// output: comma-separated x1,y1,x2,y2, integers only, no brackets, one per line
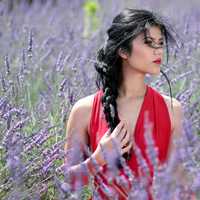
117,98,145,135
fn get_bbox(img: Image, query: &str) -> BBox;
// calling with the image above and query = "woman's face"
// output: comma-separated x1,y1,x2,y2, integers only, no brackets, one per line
123,26,164,75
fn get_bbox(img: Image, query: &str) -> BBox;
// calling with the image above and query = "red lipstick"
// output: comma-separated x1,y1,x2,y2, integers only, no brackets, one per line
153,58,161,64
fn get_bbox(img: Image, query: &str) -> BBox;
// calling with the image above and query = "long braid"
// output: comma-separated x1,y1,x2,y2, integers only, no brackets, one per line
95,47,131,166
102,87,119,132
95,47,121,132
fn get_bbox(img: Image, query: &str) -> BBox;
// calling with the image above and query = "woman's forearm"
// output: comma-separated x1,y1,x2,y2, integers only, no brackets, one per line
64,154,105,187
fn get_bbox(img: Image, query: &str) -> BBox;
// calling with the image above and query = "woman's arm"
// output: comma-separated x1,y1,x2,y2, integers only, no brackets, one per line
166,98,183,161
64,97,91,165
64,94,111,179
64,95,102,186
162,96,196,199
166,98,192,185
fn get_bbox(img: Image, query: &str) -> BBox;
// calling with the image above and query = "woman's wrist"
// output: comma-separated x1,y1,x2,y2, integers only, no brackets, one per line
84,155,104,176
93,150,106,166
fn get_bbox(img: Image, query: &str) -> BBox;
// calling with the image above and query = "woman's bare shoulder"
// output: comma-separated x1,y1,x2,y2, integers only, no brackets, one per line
68,93,96,129
65,93,96,146
73,93,96,112
161,94,182,109
64,94,96,156
161,94,183,131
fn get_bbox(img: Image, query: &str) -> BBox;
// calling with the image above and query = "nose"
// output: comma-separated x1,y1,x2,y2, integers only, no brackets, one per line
153,47,163,56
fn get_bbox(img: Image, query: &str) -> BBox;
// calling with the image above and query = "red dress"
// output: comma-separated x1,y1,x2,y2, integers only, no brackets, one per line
88,85,172,200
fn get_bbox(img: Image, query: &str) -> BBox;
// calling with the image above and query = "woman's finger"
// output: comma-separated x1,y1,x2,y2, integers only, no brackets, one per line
121,130,131,146
111,121,125,137
105,128,111,136
118,127,128,141
121,141,133,154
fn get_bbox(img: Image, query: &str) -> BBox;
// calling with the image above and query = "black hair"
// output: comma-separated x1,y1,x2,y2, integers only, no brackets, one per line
94,8,181,162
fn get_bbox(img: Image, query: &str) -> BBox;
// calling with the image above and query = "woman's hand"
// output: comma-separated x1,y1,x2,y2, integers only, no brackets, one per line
91,120,133,166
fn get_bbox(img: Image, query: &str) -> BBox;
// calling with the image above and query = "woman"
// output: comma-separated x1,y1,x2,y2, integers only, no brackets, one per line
64,9,184,199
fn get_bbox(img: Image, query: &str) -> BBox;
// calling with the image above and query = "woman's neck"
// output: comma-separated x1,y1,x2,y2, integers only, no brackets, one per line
118,66,147,99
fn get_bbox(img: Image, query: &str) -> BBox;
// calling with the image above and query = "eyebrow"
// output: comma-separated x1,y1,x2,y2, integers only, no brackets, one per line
145,36,164,41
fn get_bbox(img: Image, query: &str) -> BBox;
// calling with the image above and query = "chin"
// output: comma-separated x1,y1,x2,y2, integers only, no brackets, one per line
153,66,161,74
147,68,160,75
154,70,160,75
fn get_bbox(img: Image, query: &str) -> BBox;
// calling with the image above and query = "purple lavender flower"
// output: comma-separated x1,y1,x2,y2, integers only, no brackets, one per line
4,54,10,75
1,72,7,92
27,29,33,58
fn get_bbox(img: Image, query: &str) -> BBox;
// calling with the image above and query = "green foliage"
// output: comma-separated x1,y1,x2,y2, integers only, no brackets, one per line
81,186,92,200
83,0,101,37
84,0,99,16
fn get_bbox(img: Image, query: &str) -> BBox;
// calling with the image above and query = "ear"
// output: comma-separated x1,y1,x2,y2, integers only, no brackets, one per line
118,48,128,59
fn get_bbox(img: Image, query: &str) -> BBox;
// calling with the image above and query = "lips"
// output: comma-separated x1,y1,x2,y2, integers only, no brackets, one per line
153,58,161,64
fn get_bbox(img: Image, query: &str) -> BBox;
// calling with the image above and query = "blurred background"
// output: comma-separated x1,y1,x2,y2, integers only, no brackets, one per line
0,0,199,199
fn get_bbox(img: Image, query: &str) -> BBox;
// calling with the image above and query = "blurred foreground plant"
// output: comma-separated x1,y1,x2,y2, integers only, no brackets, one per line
0,0,199,199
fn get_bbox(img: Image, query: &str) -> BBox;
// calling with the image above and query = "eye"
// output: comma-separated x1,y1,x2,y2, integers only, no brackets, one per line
159,41,164,45
144,40,164,48
144,40,155,48
144,40,152,44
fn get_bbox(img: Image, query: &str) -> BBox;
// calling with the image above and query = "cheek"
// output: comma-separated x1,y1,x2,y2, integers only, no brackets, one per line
130,45,150,65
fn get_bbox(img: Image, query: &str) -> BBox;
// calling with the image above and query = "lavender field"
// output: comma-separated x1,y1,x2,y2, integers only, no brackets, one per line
0,0,200,199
